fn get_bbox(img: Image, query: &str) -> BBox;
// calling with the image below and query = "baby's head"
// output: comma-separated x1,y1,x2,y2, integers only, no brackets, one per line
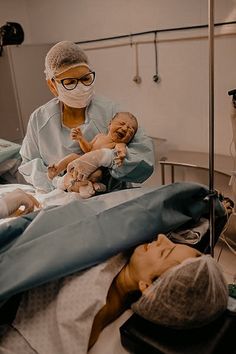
109,112,138,144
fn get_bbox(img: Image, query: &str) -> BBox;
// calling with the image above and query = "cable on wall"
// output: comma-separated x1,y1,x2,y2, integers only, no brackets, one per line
153,31,160,83
76,20,236,45
133,43,142,84
78,21,236,87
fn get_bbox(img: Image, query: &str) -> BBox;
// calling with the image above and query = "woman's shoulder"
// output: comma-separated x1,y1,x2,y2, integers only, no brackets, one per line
29,98,61,127
92,94,117,106
90,95,120,116
30,98,60,120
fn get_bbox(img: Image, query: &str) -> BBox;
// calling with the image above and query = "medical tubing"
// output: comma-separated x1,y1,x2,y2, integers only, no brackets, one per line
208,0,215,257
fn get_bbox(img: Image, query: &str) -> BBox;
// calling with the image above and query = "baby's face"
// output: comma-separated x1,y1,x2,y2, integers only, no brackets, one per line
109,114,137,144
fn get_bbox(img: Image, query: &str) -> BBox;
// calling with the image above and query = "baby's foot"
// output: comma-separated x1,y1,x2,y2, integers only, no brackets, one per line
93,182,107,193
79,181,96,199
47,164,59,180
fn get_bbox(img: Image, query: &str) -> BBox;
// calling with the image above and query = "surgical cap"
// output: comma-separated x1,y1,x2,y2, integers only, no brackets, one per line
45,41,89,79
132,255,228,329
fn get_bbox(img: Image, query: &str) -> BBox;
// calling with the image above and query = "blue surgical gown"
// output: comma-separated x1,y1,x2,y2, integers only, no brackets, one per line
19,96,154,192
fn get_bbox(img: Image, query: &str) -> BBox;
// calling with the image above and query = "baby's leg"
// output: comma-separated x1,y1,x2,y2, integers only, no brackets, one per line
47,153,81,180
88,169,106,193
88,169,103,182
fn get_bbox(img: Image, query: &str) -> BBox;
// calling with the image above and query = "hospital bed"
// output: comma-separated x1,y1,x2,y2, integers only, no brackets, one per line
0,138,22,184
0,181,232,354
120,309,236,354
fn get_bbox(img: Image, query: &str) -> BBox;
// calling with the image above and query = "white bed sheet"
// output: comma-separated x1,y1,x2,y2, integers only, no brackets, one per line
0,183,148,210
89,310,132,354
0,184,143,353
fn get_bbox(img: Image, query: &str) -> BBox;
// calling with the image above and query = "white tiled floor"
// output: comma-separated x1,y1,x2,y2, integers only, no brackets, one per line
214,238,236,284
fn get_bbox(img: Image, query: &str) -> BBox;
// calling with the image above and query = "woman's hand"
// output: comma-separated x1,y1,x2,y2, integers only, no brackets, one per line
2,189,40,217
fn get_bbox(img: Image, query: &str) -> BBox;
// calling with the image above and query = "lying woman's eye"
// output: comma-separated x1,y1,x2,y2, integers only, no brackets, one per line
160,248,171,258
160,249,165,257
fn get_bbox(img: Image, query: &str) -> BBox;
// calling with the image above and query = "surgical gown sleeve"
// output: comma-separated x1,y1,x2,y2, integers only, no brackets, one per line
19,115,54,192
110,127,155,183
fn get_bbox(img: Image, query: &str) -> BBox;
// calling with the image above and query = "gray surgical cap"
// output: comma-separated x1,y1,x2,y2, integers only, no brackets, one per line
45,41,89,80
132,255,228,329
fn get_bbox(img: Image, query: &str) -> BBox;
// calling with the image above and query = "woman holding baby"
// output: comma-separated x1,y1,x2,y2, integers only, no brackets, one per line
19,41,154,194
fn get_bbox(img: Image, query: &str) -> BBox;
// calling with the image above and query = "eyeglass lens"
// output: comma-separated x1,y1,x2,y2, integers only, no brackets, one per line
61,72,95,90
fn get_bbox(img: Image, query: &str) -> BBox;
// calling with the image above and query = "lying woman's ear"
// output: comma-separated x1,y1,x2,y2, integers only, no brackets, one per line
138,280,151,293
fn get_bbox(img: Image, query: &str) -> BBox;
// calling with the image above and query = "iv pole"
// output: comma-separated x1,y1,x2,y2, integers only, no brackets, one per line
208,0,215,257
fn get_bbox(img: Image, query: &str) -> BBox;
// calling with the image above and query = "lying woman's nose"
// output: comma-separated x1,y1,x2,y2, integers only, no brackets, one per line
157,234,173,246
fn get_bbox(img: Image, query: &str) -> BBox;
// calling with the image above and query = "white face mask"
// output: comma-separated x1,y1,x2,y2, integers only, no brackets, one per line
56,81,95,108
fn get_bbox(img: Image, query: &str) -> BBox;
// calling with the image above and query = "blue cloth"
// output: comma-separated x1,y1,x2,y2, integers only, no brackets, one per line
0,183,225,301
19,96,154,192
0,139,20,165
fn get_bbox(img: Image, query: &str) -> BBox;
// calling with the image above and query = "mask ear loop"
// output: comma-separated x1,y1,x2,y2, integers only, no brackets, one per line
153,31,160,83
133,43,142,84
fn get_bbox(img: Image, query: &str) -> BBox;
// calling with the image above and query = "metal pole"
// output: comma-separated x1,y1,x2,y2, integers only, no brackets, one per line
209,0,215,257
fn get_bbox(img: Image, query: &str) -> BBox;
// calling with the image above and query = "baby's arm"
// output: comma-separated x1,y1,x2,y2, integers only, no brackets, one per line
47,153,80,180
114,143,127,167
71,127,94,153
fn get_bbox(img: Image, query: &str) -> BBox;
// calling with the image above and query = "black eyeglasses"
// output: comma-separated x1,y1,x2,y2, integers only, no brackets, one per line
55,71,95,90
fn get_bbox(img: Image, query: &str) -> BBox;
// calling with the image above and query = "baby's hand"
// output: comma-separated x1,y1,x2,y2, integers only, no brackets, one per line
71,127,82,141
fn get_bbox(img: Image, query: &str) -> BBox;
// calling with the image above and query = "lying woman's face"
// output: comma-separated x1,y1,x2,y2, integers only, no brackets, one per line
129,234,201,289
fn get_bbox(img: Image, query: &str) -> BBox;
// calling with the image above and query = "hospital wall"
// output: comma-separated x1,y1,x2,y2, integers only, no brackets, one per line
1,0,236,157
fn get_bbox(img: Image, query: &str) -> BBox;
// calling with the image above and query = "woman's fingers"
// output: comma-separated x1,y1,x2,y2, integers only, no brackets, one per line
20,194,41,215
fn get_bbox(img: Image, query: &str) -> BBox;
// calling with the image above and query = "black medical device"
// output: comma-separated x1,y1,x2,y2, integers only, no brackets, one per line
228,89,236,99
229,284,236,299
0,22,24,56
120,311,236,354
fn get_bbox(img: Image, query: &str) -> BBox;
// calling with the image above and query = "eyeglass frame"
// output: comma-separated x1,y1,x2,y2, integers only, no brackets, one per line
53,71,96,91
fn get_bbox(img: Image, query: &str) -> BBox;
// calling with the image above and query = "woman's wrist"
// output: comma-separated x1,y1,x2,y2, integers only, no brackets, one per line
0,198,10,218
